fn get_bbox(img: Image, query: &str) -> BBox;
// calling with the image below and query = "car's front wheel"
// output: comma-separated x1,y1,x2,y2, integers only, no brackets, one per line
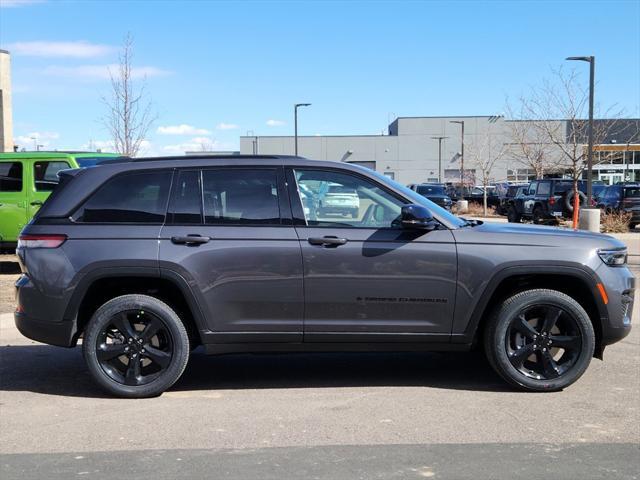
484,289,595,392
82,294,190,398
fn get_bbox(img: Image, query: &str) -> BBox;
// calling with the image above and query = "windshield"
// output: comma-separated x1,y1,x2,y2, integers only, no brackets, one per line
366,169,466,228
416,185,446,195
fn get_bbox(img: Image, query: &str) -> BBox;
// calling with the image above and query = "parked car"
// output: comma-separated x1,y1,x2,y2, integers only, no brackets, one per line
446,185,501,208
0,151,122,249
15,155,633,397
596,183,640,228
317,183,360,218
407,183,453,209
506,179,593,224
496,184,528,216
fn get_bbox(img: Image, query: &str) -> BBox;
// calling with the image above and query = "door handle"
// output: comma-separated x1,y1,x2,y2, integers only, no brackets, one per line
308,236,348,247
30,201,43,206
171,235,211,245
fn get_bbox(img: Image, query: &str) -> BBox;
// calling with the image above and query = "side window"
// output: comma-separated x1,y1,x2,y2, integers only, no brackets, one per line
34,161,70,191
611,187,622,201
74,171,172,223
0,162,23,192
528,182,538,195
537,182,551,196
294,169,404,228
168,170,202,224
202,169,280,225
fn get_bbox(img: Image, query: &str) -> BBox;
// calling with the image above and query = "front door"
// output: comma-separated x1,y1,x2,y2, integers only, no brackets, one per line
159,167,304,343
0,161,28,244
290,168,457,342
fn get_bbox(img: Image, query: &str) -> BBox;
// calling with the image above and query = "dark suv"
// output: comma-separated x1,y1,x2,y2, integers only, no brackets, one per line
15,156,634,397
596,183,640,228
407,183,453,210
506,179,592,224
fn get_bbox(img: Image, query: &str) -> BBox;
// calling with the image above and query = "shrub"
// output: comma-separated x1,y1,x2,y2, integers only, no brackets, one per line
453,202,498,217
600,210,632,233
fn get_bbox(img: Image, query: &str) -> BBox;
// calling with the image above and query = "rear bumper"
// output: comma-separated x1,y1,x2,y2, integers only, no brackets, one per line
14,312,76,347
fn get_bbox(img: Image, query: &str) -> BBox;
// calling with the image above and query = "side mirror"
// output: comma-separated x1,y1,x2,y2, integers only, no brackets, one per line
400,204,437,230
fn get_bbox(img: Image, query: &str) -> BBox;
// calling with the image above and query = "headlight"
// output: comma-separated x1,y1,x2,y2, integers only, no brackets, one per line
598,248,627,267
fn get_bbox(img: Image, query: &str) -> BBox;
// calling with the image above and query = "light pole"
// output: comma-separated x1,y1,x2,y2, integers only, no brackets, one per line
431,136,449,183
566,55,595,205
294,103,311,156
450,120,465,186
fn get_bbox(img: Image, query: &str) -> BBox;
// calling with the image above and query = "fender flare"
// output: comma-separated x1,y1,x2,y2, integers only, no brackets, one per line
453,262,608,343
63,266,208,340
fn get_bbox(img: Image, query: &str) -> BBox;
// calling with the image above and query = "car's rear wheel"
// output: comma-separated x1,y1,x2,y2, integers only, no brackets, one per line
484,289,595,392
506,206,520,223
82,294,190,398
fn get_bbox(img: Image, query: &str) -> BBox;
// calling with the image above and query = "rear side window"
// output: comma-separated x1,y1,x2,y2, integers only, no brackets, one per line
74,171,172,223
0,162,23,192
34,161,70,191
624,187,640,198
202,169,281,225
537,182,551,195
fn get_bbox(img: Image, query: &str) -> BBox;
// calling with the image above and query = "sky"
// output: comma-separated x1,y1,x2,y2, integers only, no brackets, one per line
1,0,639,155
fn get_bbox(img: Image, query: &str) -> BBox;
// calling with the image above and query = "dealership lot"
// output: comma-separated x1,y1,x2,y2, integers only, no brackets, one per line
0,249,638,478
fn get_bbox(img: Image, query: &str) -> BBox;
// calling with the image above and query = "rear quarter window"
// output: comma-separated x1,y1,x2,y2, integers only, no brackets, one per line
74,170,172,223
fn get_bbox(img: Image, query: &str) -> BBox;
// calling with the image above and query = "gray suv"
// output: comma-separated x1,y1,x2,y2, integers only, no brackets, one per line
14,156,634,397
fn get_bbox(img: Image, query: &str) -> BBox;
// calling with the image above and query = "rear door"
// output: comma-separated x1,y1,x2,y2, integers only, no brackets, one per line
0,160,28,244
523,181,538,215
158,167,303,343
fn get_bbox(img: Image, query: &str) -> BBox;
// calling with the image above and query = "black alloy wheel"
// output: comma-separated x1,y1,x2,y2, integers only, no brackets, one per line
505,305,582,381
96,309,173,386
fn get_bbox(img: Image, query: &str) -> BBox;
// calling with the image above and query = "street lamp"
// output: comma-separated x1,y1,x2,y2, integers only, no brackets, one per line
566,55,595,205
449,121,465,186
294,103,311,156
431,136,449,183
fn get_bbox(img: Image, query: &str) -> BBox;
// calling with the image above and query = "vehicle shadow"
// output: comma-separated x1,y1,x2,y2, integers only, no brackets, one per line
0,261,20,274
0,344,511,398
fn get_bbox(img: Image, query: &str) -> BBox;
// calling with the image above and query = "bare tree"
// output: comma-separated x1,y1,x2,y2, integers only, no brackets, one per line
102,33,156,157
466,125,507,215
504,100,559,179
518,67,624,214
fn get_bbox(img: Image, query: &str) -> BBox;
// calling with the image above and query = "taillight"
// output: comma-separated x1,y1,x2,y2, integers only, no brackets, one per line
17,234,67,249
549,196,555,206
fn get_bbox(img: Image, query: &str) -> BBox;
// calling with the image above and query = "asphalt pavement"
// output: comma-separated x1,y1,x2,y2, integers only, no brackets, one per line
0,266,638,479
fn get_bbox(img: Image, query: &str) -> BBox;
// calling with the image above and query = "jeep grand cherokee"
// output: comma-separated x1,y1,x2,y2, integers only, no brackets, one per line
14,156,634,397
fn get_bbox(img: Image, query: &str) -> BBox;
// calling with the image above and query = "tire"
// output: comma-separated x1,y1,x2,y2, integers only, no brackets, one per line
484,289,595,392
507,206,521,223
82,294,190,398
532,207,546,225
564,191,587,213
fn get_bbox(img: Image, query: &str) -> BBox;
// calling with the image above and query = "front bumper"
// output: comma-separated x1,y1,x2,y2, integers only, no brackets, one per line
597,264,635,346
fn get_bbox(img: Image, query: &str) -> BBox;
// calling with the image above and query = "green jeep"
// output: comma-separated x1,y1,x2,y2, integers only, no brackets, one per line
0,151,122,250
